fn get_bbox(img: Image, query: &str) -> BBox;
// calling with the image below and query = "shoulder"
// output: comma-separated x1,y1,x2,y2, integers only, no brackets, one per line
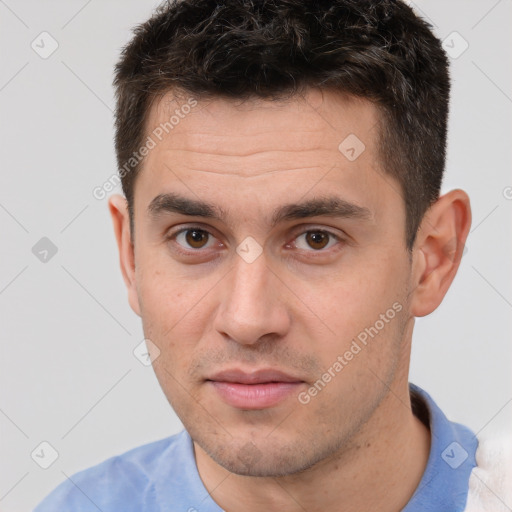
463,433,512,512
33,432,186,512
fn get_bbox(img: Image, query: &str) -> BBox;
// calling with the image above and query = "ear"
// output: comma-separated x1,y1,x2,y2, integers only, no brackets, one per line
108,194,141,317
410,189,472,317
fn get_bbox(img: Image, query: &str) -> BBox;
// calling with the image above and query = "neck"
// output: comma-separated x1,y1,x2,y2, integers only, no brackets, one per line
194,382,431,512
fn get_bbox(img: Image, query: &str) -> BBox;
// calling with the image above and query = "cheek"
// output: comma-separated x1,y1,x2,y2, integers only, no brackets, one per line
135,251,220,363
309,252,407,360
136,247,190,323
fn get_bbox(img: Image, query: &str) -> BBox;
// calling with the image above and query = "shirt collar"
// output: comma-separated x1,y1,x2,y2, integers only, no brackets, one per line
403,383,478,511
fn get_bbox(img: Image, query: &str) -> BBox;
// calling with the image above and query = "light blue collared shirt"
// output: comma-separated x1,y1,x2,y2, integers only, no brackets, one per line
33,383,478,511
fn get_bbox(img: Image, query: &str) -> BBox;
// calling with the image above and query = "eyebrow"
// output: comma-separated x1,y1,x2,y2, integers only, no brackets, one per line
147,192,373,227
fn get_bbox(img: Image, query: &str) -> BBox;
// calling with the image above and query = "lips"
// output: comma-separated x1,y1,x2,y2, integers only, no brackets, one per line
208,368,303,385
206,368,304,409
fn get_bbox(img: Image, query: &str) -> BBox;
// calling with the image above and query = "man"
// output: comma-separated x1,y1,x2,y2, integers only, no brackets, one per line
34,0,510,511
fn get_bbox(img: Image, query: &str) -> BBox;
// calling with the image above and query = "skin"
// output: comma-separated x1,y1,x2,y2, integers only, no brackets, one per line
109,88,471,512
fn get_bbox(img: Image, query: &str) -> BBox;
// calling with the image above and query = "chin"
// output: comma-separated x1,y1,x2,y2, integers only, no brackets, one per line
197,434,333,477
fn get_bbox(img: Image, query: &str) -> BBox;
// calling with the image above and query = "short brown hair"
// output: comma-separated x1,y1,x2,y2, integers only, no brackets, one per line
113,0,450,249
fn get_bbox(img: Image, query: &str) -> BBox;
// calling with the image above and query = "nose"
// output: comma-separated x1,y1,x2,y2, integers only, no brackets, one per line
213,250,291,346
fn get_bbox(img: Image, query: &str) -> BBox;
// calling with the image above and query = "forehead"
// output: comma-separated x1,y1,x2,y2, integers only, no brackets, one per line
133,88,401,231
143,88,381,174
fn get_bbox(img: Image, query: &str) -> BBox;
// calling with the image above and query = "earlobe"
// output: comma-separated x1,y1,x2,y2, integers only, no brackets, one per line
410,189,472,317
108,194,141,317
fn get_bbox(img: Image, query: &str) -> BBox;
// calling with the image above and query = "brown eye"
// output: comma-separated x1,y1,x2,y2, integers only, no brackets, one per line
293,230,339,252
305,231,330,250
169,226,223,257
184,229,209,249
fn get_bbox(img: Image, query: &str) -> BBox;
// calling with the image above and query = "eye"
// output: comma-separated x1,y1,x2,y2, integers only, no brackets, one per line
293,230,340,251
173,228,216,250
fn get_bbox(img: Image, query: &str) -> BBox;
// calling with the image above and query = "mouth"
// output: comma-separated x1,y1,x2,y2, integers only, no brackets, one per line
206,369,305,410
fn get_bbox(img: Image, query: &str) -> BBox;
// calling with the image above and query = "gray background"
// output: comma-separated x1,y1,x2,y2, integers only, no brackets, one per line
1,1,511,511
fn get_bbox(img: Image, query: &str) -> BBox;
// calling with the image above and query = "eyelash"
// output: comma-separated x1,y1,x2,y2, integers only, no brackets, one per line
166,225,345,257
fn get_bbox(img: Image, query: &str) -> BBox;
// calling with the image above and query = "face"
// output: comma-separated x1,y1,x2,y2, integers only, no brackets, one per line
126,89,415,476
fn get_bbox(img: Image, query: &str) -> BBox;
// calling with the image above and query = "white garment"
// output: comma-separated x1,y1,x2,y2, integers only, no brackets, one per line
464,434,512,511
